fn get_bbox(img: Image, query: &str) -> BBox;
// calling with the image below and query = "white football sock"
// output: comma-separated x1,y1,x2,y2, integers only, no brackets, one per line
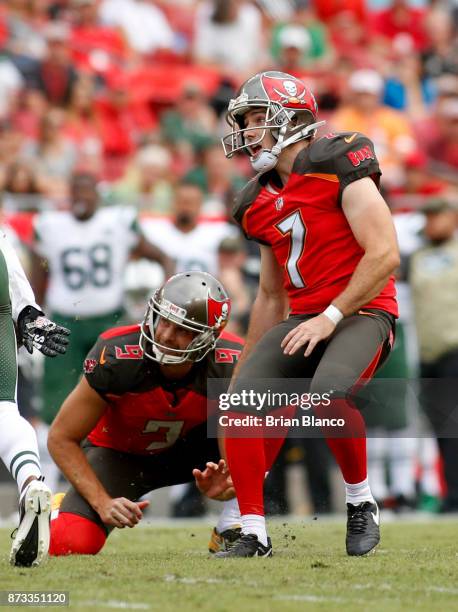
345,477,375,506
35,421,61,493
387,434,416,498
367,433,388,500
241,514,268,547
0,401,41,493
216,497,241,533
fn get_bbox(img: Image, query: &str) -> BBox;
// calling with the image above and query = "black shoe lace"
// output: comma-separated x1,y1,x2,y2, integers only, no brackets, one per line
238,533,256,545
348,508,369,535
224,529,242,550
10,528,18,540
229,533,257,552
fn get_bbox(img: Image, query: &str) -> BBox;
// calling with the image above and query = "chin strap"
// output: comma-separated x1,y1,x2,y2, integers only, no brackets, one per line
250,120,326,174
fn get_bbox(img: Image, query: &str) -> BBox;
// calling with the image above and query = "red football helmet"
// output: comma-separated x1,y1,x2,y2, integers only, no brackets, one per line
222,71,324,173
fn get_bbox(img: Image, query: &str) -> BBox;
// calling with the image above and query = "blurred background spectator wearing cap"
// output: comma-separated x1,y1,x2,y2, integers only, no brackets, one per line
410,196,458,512
270,2,334,73
22,22,78,107
383,36,435,120
271,24,313,75
368,0,429,53
331,68,416,187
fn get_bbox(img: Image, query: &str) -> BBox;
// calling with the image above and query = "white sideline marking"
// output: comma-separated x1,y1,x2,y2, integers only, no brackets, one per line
276,595,346,603
164,574,224,585
427,587,458,594
276,583,458,604
78,601,150,610
163,574,260,588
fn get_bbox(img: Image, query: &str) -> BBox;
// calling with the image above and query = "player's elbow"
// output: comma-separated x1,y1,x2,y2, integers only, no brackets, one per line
366,243,400,276
382,247,401,275
47,426,61,458
47,424,74,460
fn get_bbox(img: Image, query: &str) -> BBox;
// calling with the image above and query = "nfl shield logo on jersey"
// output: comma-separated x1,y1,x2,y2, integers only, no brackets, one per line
275,197,284,211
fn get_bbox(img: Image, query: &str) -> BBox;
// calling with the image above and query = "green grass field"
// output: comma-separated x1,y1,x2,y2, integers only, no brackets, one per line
1,518,458,612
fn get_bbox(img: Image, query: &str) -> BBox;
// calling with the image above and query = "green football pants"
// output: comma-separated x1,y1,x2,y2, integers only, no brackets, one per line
41,310,124,424
0,249,17,401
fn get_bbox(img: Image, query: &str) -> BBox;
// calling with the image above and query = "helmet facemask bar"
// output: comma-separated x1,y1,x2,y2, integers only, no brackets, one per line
140,293,218,365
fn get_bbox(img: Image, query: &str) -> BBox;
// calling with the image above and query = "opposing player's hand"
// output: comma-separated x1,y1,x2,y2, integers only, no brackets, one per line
98,497,150,528
17,306,70,357
193,460,235,501
281,314,336,357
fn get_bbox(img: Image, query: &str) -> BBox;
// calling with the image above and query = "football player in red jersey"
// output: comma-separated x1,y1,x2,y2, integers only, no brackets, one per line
47,272,242,556
216,71,400,558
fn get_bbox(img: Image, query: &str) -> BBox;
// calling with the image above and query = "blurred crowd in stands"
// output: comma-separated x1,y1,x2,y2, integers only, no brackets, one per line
1,0,458,518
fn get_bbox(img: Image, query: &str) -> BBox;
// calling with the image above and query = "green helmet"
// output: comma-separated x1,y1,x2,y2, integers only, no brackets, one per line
140,271,231,364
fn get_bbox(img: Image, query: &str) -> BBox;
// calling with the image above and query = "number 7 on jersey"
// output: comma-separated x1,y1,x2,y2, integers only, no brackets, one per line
275,210,307,289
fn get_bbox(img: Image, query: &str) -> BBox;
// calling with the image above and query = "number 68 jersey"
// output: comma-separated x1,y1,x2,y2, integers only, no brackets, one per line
234,132,398,317
34,207,140,317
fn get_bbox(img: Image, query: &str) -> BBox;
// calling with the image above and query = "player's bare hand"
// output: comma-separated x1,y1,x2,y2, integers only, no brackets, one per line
98,497,150,528
281,314,336,357
193,460,235,501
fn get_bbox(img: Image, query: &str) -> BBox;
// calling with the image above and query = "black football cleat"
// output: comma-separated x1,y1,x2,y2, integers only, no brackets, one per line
208,526,242,553
10,478,51,567
346,501,380,556
213,533,272,558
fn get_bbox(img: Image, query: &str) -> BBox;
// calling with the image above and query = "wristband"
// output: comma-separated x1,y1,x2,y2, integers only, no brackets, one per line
323,304,344,326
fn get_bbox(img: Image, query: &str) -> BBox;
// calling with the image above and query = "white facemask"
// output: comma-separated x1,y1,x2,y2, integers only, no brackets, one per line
249,120,326,174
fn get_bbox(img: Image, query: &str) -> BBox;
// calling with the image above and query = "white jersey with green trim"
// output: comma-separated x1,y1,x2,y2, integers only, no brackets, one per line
140,217,237,276
0,226,40,322
34,206,140,317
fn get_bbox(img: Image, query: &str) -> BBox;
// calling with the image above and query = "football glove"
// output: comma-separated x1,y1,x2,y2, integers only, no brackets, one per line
17,306,70,358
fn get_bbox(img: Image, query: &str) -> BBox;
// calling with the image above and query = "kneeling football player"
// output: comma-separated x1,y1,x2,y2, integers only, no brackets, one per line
48,272,242,556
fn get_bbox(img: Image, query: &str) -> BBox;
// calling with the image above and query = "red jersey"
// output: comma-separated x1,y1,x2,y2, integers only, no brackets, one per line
234,132,398,317
83,325,243,455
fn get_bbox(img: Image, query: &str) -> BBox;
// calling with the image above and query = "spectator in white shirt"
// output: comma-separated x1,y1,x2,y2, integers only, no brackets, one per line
193,0,265,77
100,0,174,55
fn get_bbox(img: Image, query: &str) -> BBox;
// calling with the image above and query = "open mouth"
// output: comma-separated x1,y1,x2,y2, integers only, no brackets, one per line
249,144,263,158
